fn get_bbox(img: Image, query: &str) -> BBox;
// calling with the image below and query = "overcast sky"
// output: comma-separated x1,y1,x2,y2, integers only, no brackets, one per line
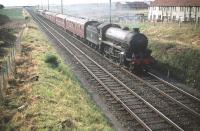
0,0,150,6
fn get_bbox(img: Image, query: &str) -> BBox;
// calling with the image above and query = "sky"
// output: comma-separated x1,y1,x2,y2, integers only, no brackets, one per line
0,0,150,6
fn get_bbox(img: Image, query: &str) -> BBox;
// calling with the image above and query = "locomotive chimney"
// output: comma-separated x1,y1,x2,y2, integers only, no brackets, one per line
122,27,129,30
133,28,140,33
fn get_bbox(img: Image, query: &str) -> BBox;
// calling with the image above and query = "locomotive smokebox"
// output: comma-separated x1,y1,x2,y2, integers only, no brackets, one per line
133,28,140,33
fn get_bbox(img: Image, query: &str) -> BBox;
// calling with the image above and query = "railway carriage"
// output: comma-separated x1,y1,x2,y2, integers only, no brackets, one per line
65,16,88,38
55,14,67,29
44,11,52,20
37,10,44,16
48,12,58,23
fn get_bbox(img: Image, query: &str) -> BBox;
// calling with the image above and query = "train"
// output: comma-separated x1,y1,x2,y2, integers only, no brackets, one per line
37,9,154,72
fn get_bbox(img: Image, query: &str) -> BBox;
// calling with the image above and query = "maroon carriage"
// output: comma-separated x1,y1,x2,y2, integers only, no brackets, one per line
65,16,88,38
48,12,58,23
55,14,68,29
44,11,52,20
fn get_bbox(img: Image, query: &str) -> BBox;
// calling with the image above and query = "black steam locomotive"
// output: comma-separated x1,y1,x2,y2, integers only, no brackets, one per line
86,22,154,71
38,10,154,72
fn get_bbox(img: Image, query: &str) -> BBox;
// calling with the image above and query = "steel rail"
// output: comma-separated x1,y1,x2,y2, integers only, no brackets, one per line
121,66,200,119
29,10,184,131
147,72,200,103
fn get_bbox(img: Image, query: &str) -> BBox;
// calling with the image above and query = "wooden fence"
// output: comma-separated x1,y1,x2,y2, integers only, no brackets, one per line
0,29,23,104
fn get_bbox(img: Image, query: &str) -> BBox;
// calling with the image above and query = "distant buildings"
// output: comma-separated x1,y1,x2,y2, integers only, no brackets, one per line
116,2,148,10
148,0,200,22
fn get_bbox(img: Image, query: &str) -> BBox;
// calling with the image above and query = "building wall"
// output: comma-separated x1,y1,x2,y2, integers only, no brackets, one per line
148,6,200,22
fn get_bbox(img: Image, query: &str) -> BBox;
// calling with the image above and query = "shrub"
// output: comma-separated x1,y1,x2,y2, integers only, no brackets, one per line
0,14,10,25
149,42,200,90
44,53,60,68
0,28,16,45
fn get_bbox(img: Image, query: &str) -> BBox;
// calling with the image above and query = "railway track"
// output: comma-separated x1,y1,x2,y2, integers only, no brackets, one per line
142,72,200,113
36,13,200,129
29,9,200,130
29,10,182,131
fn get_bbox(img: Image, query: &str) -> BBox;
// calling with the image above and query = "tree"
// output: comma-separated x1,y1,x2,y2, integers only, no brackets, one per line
0,4,4,9
0,28,16,45
0,14,10,25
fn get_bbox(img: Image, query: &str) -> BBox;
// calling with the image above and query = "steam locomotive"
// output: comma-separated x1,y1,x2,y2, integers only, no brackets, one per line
37,10,154,72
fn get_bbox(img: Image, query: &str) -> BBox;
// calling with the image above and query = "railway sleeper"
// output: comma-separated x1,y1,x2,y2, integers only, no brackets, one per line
145,119,165,125
109,85,124,89
115,94,133,99
122,96,136,99
162,89,176,93
98,77,112,80
99,80,117,84
148,122,173,131
104,94,112,98
112,89,128,93
128,102,147,107
98,88,106,91
96,85,104,89
88,70,104,74
121,99,141,104
101,80,117,85
99,90,109,95
138,113,160,121
110,101,119,104
105,98,115,101
132,110,155,116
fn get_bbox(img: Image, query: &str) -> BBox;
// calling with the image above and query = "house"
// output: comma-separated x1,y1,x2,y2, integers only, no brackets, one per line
148,0,200,22
116,2,148,10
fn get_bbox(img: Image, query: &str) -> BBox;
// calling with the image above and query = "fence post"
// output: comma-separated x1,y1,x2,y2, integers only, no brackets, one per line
7,56,11,78
2,59,9,91
2,71,6,93
0,73,4,104
0,26,24,104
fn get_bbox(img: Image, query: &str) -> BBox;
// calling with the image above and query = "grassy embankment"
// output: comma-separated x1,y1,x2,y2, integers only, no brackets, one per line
120,22,200,89
0,19,114,130
0,8,24,20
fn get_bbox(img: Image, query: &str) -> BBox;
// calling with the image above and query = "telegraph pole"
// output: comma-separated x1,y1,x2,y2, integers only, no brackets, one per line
61,0,63,14
48,0,49,10
109,0,111,23
41,0,43,9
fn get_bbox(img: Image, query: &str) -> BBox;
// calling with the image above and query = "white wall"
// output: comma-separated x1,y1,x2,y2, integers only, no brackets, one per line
148,6,200,22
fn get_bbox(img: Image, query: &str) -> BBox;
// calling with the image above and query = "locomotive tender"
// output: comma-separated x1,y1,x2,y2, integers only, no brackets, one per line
37,10,154,71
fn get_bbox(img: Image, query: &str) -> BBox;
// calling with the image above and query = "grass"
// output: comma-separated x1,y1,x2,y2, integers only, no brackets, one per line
149,42,200,88
0,8,24,20
143,23,200,89
119,21,200,48
1,21,114,130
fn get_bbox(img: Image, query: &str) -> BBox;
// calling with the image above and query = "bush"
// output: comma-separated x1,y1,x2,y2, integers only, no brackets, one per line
149,42,200,90
0,28,16,45
0,4,4,9
0,14,10,25
44,53,60,68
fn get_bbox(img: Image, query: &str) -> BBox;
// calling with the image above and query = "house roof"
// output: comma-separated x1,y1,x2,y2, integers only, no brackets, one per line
150,0,200,6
